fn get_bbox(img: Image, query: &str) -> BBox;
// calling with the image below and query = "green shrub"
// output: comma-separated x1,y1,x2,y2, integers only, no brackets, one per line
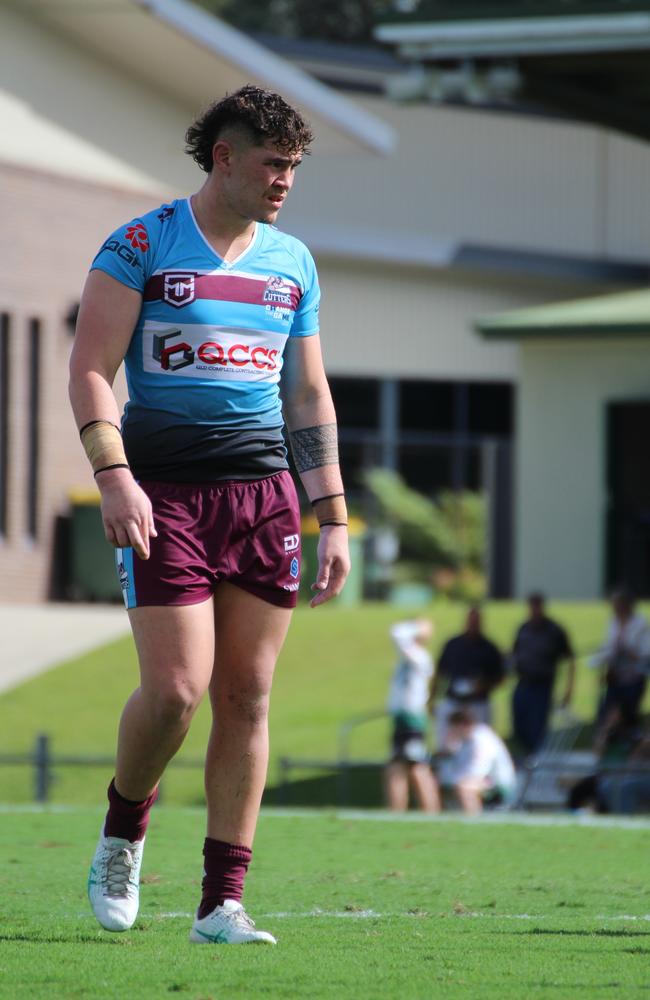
363,468,486,599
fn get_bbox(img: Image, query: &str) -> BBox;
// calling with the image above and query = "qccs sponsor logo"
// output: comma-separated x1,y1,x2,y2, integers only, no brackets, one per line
150,331,279,374
163,272,196,308
195,341,278,371
152,329,194,371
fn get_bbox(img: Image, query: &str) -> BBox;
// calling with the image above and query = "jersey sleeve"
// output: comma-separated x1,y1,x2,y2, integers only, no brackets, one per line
290,248,320,338
90,217,154,293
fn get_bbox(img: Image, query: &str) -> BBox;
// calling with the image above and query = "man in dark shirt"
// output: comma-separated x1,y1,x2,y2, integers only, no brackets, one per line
511,592,575,756
431,606,505,748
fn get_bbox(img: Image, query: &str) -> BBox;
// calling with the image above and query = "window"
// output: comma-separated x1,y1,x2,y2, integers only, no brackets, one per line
0,313,9,537
328,377,379,430
27,318,41,539
468,382,513,435
400,379,454,432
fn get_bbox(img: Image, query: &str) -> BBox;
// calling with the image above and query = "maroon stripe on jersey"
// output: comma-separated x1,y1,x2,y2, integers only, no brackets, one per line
143,273,302,310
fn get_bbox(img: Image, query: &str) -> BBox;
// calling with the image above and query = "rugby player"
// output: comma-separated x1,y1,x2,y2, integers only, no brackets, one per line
69,86,350,945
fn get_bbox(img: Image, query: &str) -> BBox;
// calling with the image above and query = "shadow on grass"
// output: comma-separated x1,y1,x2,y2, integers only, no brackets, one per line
0,931,129,945
510,928,650,938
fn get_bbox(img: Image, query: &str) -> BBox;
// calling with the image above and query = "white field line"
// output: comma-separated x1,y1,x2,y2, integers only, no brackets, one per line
73,909,650,922
4,803,650,831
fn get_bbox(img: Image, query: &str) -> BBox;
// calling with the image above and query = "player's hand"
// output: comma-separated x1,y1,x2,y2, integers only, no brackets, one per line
310,524,351,608
95,468,157,560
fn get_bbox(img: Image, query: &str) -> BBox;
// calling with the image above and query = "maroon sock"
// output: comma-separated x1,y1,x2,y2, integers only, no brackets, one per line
197,838,252,919
103,778,158,842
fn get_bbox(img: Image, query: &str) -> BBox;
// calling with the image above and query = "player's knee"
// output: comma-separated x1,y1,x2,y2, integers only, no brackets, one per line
150,682,203,727
222,687,270,726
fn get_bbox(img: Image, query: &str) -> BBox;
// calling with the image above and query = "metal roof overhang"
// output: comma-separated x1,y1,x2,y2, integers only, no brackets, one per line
476,288,650,339
375,9,650,143
375,12,650,59
16,0,395,155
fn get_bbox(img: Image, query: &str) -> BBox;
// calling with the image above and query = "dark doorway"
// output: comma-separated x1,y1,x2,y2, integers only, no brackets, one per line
607,401,650,597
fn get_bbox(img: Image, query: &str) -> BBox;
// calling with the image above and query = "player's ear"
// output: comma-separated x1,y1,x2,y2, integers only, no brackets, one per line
212,139,233,174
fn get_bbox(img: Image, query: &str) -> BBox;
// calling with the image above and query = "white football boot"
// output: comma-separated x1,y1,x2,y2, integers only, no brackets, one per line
88,833,144,931
190,899,277,945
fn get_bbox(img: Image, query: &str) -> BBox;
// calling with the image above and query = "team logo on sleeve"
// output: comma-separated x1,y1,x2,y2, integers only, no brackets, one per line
163,272,196,308
124,223,149,252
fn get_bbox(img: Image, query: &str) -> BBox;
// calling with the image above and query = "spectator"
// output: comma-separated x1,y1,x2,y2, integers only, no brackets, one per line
589,588,650,724
511,592,576,757
431,607,505,748
438,708,516,814
568,705,649,814
385,620,440,813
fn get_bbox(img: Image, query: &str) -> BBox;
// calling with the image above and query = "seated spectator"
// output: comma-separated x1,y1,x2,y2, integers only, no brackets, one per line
589,588,650,724
511,592,576,757
430,606,505,748
438,708,516,814
384,619,440,813
568,705,650,815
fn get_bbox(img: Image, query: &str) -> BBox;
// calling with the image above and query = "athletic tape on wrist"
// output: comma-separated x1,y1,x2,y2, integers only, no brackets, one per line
311,493,347,528
80,419,128,475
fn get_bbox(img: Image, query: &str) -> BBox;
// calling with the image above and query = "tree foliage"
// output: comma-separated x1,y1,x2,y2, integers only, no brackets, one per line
363,468,487,599
364,468,486,571
195,0,396,44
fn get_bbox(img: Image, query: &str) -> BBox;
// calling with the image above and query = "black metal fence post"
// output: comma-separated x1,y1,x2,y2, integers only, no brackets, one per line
34,733,52,803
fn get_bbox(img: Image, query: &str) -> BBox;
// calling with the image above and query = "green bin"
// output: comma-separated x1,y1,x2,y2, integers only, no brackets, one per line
299,515,365,606
67,491,121,602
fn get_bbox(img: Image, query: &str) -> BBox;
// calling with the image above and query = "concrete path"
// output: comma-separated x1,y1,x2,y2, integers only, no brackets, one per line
0,604,130,693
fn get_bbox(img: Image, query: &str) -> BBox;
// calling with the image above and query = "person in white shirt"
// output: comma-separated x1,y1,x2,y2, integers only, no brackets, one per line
384,619,440,813
589,589,650,725
440,708,516,814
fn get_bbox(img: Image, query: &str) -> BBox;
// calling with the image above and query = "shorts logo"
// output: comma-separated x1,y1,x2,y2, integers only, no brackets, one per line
284,534,300,552
290,557,299,579
124,223,149,252
163,272,196,308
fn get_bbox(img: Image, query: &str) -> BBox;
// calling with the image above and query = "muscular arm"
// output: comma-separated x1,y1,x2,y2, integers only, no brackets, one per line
68,269,156,559
282,335,350,606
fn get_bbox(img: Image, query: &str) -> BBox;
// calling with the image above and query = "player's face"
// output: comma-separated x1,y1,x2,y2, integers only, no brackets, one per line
227,141,303,224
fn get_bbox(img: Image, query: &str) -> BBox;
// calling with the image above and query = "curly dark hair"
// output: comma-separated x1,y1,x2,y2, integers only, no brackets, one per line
185,85,314,173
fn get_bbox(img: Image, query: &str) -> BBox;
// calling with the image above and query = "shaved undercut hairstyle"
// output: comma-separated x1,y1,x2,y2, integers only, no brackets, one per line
185,85,314,173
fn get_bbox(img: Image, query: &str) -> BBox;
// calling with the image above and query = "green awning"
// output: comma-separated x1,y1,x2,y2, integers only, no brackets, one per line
476,287,650,339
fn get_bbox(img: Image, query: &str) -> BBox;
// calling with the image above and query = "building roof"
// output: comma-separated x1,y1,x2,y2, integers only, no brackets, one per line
476,287,650,339
374,5,650,143
14,0,395,155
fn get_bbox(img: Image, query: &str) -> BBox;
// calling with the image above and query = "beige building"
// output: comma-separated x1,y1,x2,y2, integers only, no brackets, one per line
2,1,650,601
479,290,650,599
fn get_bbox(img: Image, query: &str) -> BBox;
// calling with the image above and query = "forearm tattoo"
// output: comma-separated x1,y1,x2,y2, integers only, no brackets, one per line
289,423,339,473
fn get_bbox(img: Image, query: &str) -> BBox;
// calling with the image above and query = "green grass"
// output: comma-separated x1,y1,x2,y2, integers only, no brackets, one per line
1,807,649,999
1,601,646,804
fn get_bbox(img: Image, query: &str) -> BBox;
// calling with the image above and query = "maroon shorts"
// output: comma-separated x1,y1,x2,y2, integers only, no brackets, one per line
115,471,301,610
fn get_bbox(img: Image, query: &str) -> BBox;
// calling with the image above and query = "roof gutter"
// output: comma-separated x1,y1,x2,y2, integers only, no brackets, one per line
375,12,650,59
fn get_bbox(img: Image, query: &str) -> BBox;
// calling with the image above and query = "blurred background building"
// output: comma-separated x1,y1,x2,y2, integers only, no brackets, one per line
1,0,650,602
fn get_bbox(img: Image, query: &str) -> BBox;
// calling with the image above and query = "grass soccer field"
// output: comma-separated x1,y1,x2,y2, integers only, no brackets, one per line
1,600,638,806
1,806,649,1000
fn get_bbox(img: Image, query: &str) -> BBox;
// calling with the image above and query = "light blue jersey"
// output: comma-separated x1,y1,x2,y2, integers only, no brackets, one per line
91,198,320,481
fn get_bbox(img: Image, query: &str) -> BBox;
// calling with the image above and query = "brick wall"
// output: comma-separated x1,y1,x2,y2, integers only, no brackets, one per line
0,163,169,602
